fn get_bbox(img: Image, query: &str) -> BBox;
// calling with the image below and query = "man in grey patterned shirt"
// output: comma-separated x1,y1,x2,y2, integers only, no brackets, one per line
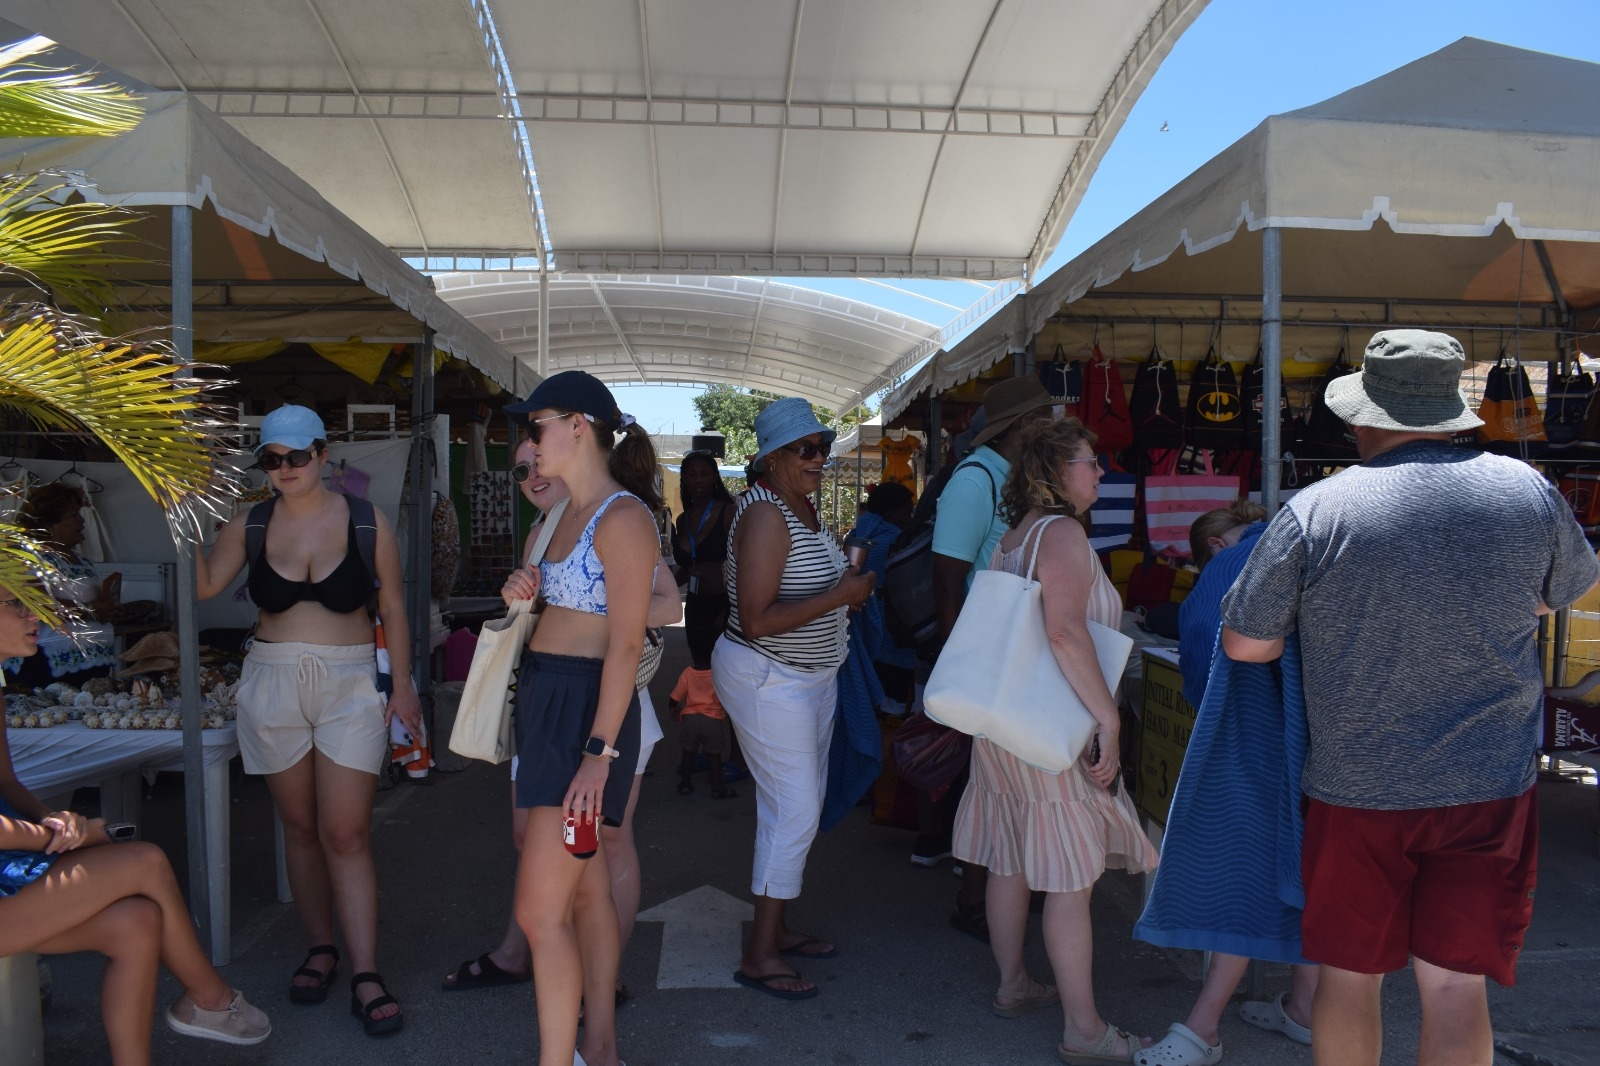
1220,330,1597,1066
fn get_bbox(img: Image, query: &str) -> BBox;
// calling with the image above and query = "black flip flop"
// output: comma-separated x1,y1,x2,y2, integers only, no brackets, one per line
778,935,838,959
288,944,339,1004
733,970,818,1001
441,953,531,991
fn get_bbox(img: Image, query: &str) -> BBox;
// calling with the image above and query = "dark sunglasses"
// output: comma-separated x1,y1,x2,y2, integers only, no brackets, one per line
783,441,829,461
257,448,317,471
512,462,533,484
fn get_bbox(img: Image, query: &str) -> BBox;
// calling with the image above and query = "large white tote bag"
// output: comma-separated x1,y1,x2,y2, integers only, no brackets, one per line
924,515,1133,774
449,499,568,764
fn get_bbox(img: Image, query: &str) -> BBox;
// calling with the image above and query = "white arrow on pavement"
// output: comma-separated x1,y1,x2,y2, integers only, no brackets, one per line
636,885,753,989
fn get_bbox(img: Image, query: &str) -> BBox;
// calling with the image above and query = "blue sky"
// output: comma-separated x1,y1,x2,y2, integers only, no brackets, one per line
613,0,1600,433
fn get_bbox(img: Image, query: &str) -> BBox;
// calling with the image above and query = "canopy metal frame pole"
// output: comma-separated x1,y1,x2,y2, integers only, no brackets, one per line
410,331,435,703
1261,226,1284,515
172,203,214,956
538,263,550,378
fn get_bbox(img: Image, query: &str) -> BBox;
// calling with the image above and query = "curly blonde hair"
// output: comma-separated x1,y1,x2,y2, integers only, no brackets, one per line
999,418,1098,529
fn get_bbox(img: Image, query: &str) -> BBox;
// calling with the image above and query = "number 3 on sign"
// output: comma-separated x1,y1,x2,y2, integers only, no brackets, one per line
1157,760,1169,799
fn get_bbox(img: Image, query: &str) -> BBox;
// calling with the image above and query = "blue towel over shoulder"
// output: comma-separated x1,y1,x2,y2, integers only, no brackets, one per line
1133,634,1311,965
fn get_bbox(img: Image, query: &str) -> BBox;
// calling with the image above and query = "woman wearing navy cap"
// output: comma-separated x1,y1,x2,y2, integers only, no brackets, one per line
196,405,421,1037
501,371,659,1066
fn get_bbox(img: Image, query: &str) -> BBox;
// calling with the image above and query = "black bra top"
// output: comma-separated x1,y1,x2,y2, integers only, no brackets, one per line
673,500,730,571
248,517,372,615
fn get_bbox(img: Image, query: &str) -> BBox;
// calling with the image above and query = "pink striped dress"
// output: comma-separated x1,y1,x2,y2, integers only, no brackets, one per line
952,517,1159,893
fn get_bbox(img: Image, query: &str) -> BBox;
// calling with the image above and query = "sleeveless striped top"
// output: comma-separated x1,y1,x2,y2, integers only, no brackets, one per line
723,484,849,671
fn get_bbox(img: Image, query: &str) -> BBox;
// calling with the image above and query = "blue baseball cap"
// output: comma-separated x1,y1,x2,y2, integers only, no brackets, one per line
255,405,327,454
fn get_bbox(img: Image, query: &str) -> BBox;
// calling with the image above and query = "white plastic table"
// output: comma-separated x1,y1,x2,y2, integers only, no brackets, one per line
8,722,239,964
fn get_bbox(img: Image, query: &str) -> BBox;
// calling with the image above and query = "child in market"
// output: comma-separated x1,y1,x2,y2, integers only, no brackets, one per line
670,658,737,799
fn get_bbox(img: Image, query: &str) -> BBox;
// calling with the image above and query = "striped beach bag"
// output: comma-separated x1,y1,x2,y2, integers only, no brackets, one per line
1144,458,1243,558
1089,472,1136,552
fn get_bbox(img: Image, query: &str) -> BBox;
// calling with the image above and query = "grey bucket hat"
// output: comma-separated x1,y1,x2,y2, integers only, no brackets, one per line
1324,329,1484,434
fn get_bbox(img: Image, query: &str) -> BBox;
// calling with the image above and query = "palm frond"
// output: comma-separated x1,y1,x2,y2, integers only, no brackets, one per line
0,178,134,311
0,37,141,139
0,523,67,628
0,307,239,537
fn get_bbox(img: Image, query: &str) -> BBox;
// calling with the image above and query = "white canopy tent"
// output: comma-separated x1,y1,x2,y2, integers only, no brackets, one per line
884,39,1600,427
9,0,1208,282
435,273,942,411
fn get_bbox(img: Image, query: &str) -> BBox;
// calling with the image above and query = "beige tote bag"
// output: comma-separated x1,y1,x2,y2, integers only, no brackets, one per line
448,499,567,763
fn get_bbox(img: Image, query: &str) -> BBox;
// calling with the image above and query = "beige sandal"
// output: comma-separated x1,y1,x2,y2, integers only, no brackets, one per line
993,980,1059,1019
1058,1022,1139,1064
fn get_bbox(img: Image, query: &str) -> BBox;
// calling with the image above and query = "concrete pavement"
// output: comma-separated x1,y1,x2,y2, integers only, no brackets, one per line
36,624,1600,1064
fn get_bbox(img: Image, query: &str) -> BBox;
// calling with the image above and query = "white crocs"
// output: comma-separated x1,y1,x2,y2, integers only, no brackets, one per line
1133,1023,1223,1066
1238,992,1312,1046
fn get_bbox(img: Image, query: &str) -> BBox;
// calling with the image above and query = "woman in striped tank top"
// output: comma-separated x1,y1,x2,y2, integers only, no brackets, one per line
951,419,1158,1064
713,398,876,1001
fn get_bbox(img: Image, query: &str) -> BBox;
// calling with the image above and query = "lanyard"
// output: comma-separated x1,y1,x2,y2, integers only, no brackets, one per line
688,500,715,566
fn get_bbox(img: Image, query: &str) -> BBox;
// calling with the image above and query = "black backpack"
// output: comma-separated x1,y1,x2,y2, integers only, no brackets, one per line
1185,344,1246,450
244,493,381,612
882,458,996,654
1129,344,1183,450
1546,370,1595,448
1240,345,1291,451
1302,339,1359,461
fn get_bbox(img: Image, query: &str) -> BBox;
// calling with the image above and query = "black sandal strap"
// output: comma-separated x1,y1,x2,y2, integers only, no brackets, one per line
306,944,339,959
350,971,387,990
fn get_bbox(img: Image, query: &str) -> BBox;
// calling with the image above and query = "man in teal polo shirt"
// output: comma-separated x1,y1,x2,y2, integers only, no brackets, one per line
927,375,1057,939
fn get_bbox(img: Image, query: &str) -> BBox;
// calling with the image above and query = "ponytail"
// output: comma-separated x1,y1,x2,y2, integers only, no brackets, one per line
608,421,663,510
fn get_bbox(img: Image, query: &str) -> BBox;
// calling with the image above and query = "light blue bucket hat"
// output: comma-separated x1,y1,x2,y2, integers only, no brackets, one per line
752,397,836,470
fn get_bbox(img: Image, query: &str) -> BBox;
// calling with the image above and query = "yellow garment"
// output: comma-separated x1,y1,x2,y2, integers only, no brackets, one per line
879,436,920,491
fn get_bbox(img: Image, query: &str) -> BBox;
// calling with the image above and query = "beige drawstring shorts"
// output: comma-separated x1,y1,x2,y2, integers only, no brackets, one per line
235,641,386,776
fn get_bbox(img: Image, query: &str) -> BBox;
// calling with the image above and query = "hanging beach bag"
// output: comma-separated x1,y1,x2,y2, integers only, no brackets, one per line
449,498,568,764
1476,350,1547,451
1303,339,1359,461
1129,344,1183,450
635,626,666,691
1241,344,1291,452
1144,452,1243,559
1036,343,1084,417
923,517,1134,773
1080,344,1134,454
1546,371,1594,449
1185,343,1245,451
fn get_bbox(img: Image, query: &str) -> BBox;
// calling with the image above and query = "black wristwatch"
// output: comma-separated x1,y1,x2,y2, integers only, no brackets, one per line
583,736,620,761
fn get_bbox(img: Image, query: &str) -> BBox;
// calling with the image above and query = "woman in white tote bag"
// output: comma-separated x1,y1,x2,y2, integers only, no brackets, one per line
950,419,1159,1065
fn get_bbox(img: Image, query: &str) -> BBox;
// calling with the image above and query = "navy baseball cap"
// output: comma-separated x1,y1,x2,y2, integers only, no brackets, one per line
505,370,623,426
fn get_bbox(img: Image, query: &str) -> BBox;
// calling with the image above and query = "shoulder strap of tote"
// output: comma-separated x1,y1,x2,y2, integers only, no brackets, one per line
526,498,568,567
1021,515,1064,582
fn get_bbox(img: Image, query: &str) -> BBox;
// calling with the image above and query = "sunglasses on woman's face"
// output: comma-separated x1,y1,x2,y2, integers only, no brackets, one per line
527,411,595,445
512,462,533,484
783,441,829,461
257,448,317,471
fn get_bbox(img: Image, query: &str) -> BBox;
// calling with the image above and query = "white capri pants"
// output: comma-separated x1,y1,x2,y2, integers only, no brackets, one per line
711,636,838,900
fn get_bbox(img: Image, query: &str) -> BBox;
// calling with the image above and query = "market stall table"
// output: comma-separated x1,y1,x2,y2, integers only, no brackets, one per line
8,721,239,964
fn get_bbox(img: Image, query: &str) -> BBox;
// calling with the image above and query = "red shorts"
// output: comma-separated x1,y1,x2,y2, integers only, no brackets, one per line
1300,787,1538,986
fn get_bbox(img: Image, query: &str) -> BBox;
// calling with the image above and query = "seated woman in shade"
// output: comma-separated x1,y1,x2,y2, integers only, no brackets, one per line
1131,501,1318,1066
8,483,118,686
0,588,270,1063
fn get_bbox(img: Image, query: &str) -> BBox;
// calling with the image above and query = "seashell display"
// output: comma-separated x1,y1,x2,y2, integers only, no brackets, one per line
129,679,149,699
146,684,163,704
83,712,101,729
44,682,75,700
114,697,132,711
160,714,177,730
22,714,38,728
73,691,95,709
82,677,115,697
4,713,19,728
50,709,67,725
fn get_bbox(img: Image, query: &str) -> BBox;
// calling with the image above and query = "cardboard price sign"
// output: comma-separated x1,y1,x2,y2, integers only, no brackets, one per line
1138,654,1197,826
